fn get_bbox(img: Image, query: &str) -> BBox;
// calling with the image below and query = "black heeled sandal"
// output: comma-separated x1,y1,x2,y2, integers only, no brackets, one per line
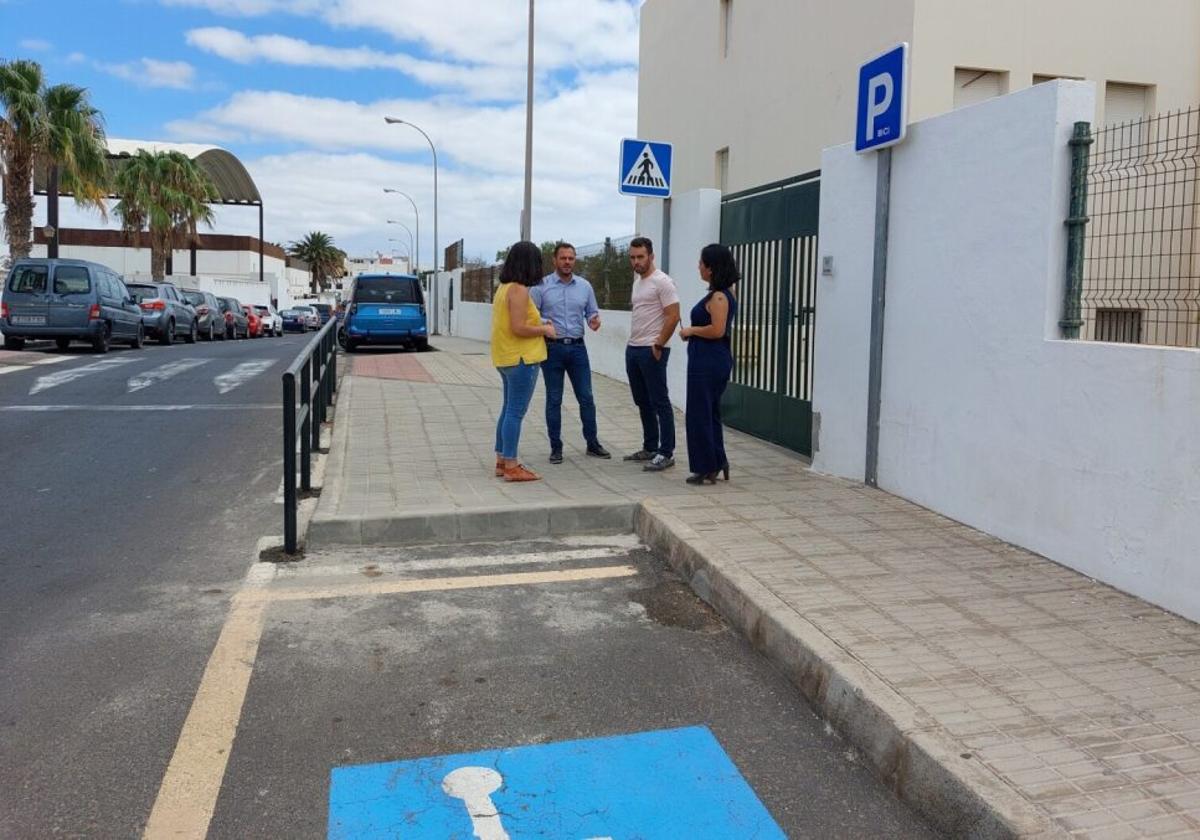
685,471,719,485
721,461,730,481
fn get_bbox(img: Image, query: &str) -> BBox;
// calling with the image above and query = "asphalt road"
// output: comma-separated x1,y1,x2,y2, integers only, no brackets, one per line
0,332,313,838
206,537,938,839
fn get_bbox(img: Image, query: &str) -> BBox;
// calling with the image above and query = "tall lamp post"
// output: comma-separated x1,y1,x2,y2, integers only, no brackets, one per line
521,0,535,240
387,220,415,273
387,238,412,270
383,117,439,334
383,188,420,274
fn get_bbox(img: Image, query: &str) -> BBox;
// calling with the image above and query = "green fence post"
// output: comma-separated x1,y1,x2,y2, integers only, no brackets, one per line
1060,121,1093,339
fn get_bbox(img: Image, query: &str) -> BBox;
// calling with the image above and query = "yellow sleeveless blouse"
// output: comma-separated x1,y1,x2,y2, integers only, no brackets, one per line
491,283,548,367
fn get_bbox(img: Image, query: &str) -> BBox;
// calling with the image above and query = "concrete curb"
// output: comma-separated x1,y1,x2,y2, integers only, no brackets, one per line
634,499,1062,840
307,499,636,549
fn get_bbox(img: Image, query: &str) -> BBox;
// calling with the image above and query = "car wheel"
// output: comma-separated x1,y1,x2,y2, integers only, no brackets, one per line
130,324,144,349
161,319,175,346
206,323,214,341
185,320,198,344
3,336,25,351
92,323,111,354
345,339,358,352
415,338,430,352
55,338,71,351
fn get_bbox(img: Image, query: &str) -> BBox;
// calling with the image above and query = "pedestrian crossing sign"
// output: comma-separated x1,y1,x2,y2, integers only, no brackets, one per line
619,138,673,198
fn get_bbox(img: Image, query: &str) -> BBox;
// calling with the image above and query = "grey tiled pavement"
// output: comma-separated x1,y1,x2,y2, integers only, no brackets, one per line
317,336,1200,839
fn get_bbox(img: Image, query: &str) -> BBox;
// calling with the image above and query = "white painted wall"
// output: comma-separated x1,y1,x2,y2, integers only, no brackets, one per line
448,189,721,412
813,80,1200,622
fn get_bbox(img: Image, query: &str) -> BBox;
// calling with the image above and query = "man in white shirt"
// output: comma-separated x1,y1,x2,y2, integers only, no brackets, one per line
623,236,680,471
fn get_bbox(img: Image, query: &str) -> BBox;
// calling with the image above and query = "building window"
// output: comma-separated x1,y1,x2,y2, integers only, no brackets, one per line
1104,82,1152,126
716,147,729,193
1033,74,1082,85
720,0,732,58
953,68,1008,110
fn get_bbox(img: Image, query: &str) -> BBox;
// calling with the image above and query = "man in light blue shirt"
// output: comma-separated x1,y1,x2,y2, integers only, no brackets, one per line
530,242,610,463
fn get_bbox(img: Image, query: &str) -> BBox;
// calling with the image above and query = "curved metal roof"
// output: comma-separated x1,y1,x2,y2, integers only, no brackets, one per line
35,138,262,205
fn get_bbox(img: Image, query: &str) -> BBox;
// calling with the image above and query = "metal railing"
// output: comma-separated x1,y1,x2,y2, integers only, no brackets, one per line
1067,106,1200,348
282,317,339,554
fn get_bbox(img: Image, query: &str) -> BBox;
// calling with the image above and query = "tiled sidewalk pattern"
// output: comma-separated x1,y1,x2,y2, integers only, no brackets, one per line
322,337,1200,839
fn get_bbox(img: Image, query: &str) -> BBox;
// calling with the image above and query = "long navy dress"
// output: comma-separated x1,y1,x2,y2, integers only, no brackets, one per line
686,289,737,475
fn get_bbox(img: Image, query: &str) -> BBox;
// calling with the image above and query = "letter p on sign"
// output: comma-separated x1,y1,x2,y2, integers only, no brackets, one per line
856,43,909,153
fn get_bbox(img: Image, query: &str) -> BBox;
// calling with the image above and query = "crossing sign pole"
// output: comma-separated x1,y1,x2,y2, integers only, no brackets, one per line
856,43,909,488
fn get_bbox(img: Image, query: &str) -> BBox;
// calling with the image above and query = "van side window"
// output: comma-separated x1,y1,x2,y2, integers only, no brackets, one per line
8,266,48,294
53,266,91,295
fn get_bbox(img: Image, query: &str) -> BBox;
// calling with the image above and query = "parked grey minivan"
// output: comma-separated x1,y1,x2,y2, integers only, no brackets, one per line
2,258,145,353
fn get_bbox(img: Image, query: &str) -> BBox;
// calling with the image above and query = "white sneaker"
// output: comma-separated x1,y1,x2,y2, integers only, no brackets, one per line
643,454,675,472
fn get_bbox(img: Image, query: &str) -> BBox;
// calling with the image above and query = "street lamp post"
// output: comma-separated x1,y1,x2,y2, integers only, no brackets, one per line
386,219,415,265
384,117,439,334
521,0,535,241
383,188,420,274
387,238,412,270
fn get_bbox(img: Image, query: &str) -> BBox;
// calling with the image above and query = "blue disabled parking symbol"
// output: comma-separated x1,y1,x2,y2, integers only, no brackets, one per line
327,725,786,839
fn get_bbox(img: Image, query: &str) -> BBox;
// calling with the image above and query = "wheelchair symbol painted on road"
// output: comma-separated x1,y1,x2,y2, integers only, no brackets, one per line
328,726,785,839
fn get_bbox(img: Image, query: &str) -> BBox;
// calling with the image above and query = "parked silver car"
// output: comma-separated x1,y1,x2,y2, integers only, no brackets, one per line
126,281,198,345
2,258,145,353
180,288,227,341
218,296,249,339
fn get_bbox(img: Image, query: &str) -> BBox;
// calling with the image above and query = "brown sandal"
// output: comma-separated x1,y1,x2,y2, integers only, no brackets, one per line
503,463,541,482
495,457,505,477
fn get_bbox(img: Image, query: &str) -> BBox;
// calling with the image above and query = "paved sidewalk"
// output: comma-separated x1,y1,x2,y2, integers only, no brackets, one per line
314,336,1200,839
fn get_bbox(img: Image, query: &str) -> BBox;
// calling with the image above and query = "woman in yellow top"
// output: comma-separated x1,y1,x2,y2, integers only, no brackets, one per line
492,241,557,482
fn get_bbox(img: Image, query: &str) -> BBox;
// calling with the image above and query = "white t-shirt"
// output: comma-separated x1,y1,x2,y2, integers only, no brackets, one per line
628,269,680,346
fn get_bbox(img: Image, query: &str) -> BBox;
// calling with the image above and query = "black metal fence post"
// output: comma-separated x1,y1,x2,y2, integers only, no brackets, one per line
280,317,340,555
1061,121,1093,339
282,371,297,554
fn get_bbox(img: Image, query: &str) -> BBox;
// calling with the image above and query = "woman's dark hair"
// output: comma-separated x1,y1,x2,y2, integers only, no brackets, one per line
700,243,739,291
499,240,545,287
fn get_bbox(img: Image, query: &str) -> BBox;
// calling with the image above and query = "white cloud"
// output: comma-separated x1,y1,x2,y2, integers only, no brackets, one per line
97,58,197,90
164,0,639,70
185,27,525,100
19,38,52,52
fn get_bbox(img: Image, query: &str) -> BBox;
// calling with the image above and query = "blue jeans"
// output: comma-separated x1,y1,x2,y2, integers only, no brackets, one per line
542,341,599,451
495,361,540,460
625,345,674,457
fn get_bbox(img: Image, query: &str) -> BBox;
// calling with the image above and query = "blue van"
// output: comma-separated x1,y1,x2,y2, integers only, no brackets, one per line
2,258,145,353
343,274,428,352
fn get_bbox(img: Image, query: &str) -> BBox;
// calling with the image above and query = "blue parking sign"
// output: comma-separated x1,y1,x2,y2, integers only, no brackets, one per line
855,43,909,153
619,138,673,198
328,726,785,839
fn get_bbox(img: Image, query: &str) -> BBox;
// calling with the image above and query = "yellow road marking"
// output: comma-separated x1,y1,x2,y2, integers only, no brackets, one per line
144,562,637,839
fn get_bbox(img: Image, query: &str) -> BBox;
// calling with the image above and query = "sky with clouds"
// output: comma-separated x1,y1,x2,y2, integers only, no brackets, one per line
1,0,645,266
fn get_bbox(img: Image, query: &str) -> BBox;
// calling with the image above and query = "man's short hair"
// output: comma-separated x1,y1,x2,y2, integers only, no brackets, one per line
629,236,654,254
554,242,576,256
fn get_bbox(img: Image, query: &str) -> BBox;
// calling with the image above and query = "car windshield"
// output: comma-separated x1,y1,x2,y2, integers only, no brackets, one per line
254,306,271,314
182,291,206,305
312,304,331,313
127,285,160,302
8,265,49,294
355,278,419,304
220,299,238,311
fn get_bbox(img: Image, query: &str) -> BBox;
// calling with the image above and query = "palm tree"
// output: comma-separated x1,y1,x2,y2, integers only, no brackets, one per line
288,231,346,293
112,149,217,280
0,59,108,259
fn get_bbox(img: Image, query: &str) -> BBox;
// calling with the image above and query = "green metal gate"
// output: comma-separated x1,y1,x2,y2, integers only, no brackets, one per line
720,171,820,455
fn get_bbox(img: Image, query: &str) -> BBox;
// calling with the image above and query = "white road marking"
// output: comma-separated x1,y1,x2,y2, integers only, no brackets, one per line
0,365,32,375
127,358,211,393
29,356,137,395
0,404,277,413
27,355,71,366
271,546,633,580
213,359,275,394
442,767,509,840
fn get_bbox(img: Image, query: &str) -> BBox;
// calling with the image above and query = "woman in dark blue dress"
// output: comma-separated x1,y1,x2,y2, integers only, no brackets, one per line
680,244,739,485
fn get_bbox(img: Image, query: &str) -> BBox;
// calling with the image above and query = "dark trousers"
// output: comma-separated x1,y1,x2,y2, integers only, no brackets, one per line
541,341,599,451
686,368,731,474
625,345,674,457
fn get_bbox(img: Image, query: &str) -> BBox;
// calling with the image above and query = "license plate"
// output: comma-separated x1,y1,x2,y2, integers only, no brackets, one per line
378,308,405,315
11,315,45,326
